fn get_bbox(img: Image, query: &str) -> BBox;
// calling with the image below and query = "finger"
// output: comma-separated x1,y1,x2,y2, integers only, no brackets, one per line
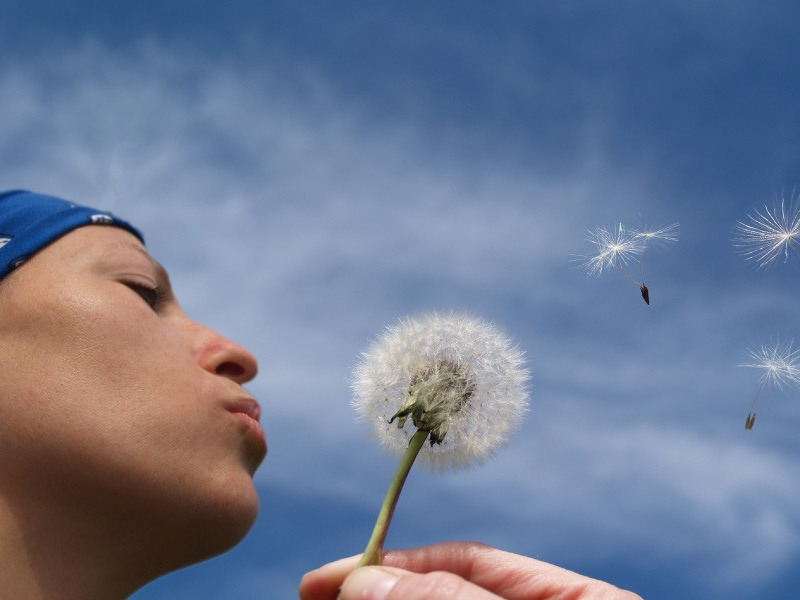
339,566,502,600
380,542,641,600
299,544,641,600
298,555,360,600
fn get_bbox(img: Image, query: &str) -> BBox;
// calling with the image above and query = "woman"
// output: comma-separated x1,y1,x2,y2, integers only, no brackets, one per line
0,190,264,598
0,190,639,599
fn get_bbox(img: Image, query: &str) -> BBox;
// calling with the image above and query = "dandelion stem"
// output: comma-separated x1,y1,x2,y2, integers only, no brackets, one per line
356,428,429,568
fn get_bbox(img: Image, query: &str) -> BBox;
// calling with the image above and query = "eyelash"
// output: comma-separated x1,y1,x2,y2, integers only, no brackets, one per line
125,281,166,311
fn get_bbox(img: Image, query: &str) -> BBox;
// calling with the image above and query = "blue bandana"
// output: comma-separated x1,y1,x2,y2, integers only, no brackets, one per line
0,190,144,281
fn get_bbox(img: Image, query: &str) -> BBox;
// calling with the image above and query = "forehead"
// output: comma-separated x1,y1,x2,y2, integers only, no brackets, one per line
45,225,152,265
0,226,158,302
4,225,156,283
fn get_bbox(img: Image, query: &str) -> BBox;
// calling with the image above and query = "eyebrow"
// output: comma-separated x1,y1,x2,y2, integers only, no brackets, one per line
127,243,173,289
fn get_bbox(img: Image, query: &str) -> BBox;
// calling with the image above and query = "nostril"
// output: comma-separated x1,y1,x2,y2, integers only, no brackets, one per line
216,361,245,379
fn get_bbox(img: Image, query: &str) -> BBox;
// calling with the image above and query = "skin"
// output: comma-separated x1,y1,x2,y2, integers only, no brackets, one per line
299,542,643,600
0,225,266,599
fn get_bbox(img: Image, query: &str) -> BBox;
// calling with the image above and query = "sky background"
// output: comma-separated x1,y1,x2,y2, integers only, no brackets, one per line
2,2,800,599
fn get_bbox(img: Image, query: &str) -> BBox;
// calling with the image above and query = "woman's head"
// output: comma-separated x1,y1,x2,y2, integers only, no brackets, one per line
0,191,266,597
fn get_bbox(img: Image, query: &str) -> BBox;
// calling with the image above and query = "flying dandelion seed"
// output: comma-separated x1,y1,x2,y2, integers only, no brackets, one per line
734,194,800,268
739,340,800,430
631,223,679,304
580,223,645,286
578,222,679,305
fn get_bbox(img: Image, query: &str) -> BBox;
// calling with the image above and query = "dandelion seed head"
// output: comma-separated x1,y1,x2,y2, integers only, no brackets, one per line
740,339,800,391
351,312,530,470
734,194,800,268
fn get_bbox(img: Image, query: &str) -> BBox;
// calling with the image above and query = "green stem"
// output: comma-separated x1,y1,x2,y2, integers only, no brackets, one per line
356,429,429,567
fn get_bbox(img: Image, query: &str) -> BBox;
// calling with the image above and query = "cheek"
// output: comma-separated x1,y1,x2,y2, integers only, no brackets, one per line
0,305,233,505
0,290,260,554
0,290,201,461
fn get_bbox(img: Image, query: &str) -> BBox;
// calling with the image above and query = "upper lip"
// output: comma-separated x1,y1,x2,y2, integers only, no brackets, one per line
225,396,262,422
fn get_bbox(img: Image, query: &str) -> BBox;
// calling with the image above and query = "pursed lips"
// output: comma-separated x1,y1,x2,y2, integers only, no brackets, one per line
224,396,267,460
226,396,261,423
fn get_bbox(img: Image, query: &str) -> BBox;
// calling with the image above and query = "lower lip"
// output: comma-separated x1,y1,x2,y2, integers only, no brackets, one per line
232,411,268,457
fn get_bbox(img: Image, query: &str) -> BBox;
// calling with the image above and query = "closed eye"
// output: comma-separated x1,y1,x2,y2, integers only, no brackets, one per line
125,281,166,311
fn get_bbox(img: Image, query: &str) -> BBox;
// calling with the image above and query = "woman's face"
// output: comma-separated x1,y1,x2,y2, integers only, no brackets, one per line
0,225,266,570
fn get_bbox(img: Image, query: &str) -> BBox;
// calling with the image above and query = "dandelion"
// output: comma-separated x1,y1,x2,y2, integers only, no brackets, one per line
739,339,800,430
734,194,800,268
578,222,679,305
350,312,530,566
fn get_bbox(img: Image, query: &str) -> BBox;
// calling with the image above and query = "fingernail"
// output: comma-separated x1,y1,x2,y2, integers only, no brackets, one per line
340,567,399,600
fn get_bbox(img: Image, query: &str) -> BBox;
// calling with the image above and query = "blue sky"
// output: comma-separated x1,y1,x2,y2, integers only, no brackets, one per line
2,2,800,598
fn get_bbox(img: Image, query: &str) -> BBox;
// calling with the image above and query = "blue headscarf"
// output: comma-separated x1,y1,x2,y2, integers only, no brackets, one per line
0,190,144,281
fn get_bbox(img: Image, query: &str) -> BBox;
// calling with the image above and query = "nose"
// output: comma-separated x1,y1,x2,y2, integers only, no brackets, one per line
190,321,259,384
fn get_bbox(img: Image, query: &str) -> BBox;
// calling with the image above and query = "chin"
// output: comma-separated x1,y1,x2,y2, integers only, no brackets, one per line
199,481,261,559
215,490,261,554
158,473,261,571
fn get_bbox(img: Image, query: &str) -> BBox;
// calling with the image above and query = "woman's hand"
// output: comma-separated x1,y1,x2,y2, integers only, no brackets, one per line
298,541,642,600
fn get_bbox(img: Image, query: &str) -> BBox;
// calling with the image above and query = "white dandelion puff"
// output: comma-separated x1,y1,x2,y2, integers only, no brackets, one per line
352,312,530,470
577,222,679,305
349,312,530,568
734,194,800,268
739,339,800,430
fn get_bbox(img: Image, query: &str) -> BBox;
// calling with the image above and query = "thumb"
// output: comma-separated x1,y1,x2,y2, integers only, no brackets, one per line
339,566,501,600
